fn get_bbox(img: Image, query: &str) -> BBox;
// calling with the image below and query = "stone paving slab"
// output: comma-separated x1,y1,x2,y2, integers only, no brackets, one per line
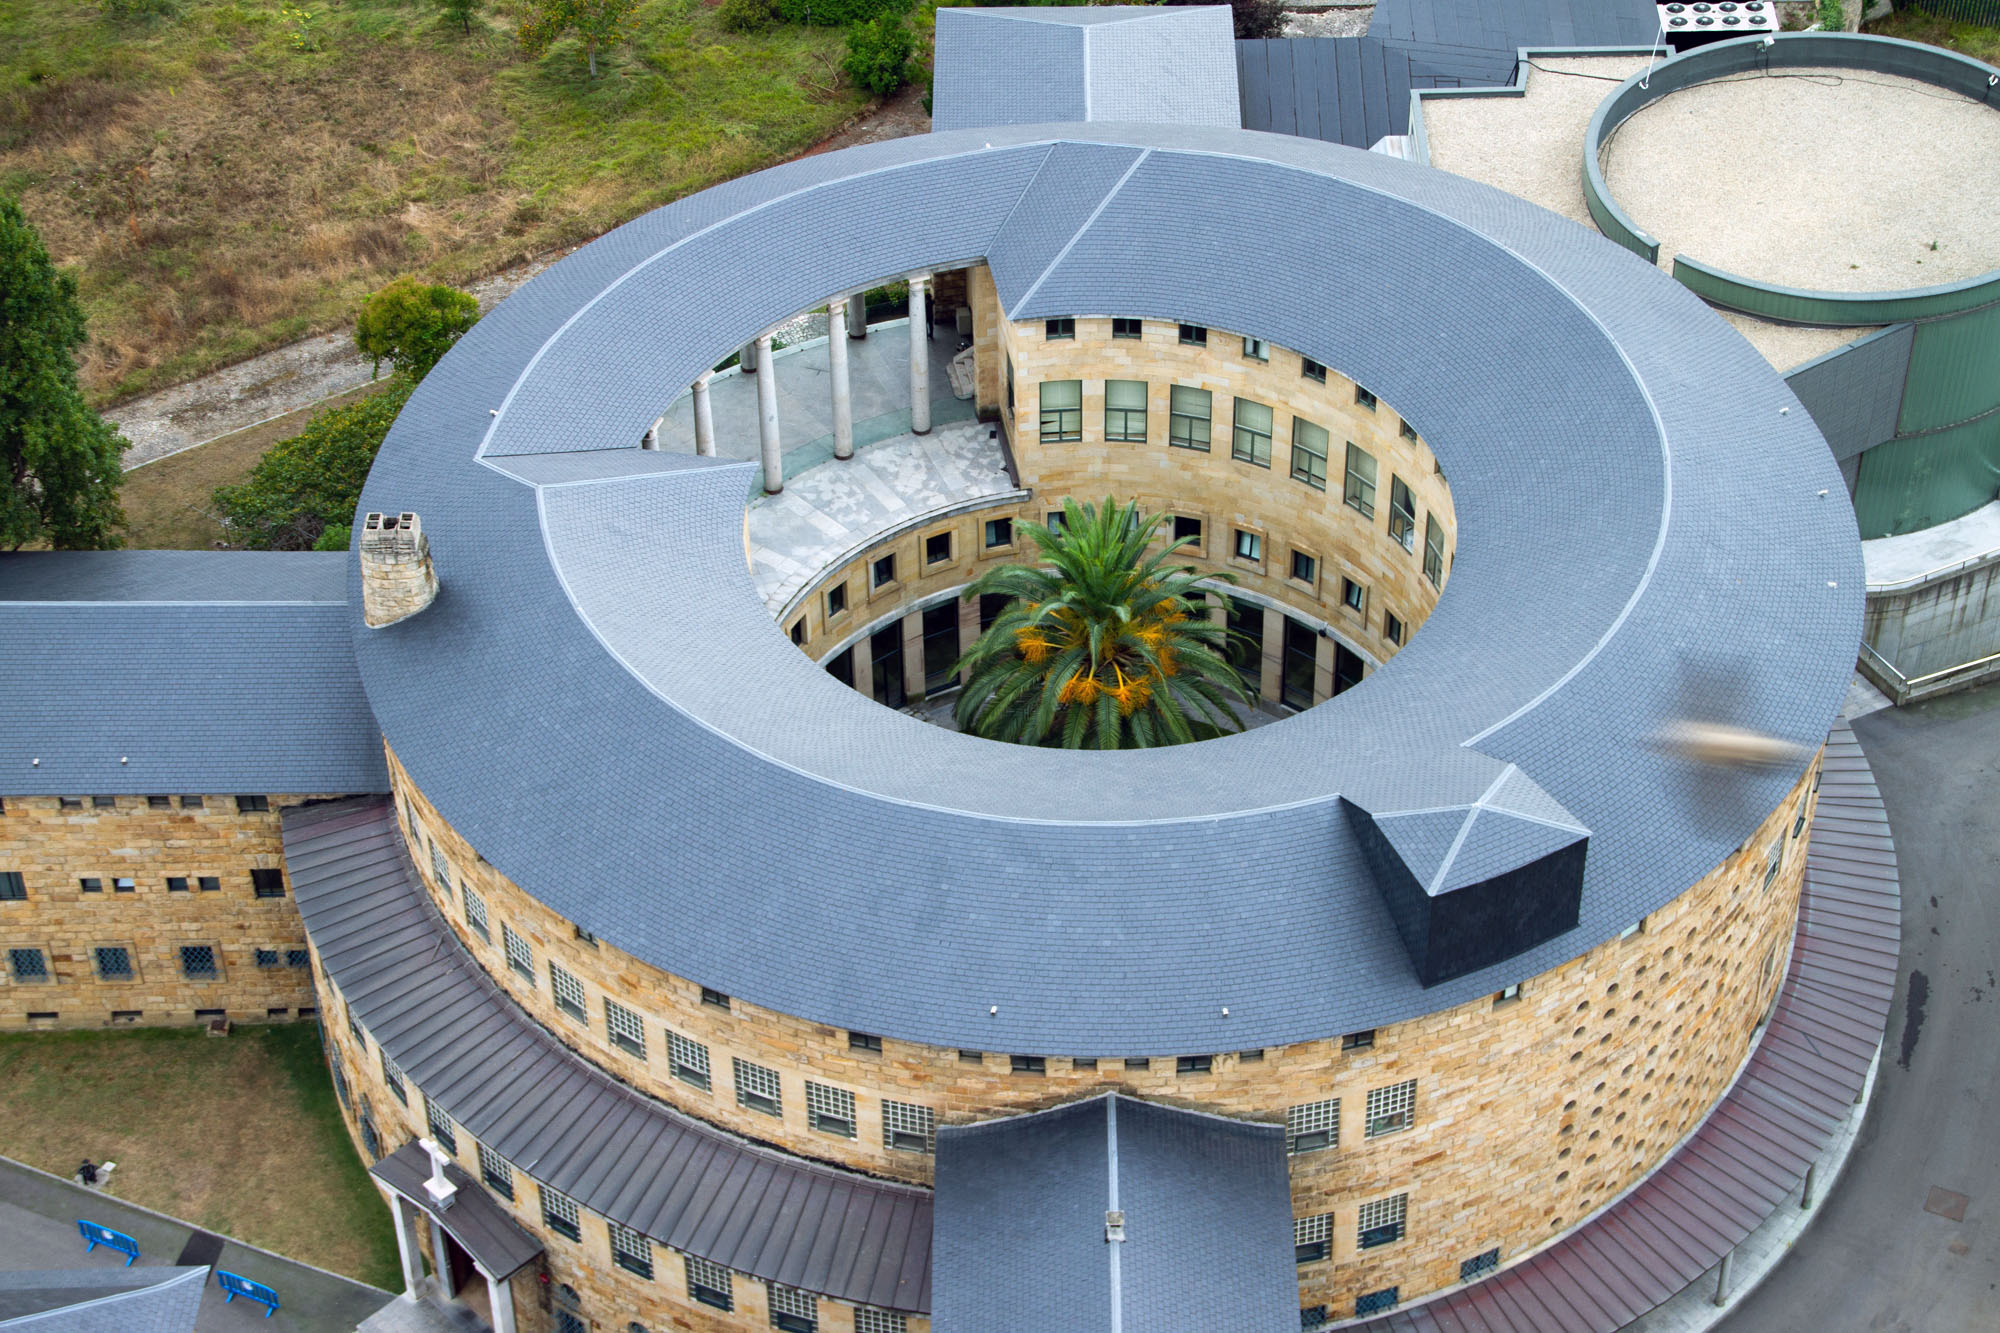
0,1156,394,1333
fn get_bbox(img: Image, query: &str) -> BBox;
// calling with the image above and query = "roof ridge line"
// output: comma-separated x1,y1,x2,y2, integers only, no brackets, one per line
1006,148,1152,319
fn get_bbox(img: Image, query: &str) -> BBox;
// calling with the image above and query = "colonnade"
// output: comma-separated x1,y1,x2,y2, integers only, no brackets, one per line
649,275,935,495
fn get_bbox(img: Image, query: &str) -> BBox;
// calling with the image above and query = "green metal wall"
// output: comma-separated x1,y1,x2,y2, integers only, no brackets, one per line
1852,413,2000,539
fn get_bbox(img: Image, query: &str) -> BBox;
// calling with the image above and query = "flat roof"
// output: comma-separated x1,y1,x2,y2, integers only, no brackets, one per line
354,123,1860,1054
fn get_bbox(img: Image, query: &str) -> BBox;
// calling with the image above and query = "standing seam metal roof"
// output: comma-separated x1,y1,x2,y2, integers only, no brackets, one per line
283,798,932,1313
352,123,1862,1058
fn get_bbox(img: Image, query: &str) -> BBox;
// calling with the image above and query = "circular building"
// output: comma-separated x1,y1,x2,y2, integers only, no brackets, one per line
305,112,1861,1333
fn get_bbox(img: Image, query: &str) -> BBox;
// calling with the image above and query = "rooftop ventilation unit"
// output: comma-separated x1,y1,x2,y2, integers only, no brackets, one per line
1659,1,1777,47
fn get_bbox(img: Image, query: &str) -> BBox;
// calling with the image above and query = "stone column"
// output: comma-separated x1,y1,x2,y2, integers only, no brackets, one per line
740,340,759,374
957,594,981,684
828,300,854,461
852,638,874,701
428,1219,452,1297
847,291,868,338
642,416,662,451
909,274,931,436
1260,606,1286,706
390,1195,424,1297
485,1270,518,1333
903,610,927,702
756,334,782,494
1314,631,1337,706
692,372,716,458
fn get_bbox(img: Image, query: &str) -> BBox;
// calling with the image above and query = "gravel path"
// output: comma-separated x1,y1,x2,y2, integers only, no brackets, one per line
1283,6,1374,38
1601,67,2000,293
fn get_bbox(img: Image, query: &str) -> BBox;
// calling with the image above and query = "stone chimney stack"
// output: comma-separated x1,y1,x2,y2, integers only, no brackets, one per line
359,512,438,628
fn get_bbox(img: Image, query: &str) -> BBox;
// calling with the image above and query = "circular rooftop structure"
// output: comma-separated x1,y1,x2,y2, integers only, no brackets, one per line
353,121,1862,1056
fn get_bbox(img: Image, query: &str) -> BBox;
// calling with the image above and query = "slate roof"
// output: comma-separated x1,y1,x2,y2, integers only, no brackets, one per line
285,798,932,1313
372,1143,544,1280
931,1095,1296,1333
1237,37,1522,148
0,552,387,797
1370,0,1661,50
352,122,1863,1057
0,1267,206,1332
932,7,1240,132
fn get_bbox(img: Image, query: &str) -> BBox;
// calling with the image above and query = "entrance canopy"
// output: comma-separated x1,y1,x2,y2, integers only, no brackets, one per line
372,1142,542,1282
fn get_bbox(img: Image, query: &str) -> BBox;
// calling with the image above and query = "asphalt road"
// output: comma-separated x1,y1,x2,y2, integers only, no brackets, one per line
1720,683,2000,1333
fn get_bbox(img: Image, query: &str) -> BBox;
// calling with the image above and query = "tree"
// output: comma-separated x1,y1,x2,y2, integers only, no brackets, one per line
953,497,1255,749
354,277,479,382
438,0,480,35
0,198,127,550
517,0,642,78
843,14,915,97
213,380,413,551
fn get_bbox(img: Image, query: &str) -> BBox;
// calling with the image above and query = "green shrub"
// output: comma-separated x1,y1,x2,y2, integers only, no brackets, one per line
214,382,412,551
354,277,479,382
1817,0,1844,27
718,0,779,32
843,14,915,97
778,0,908,28
312,523,352,553
102,0,179,19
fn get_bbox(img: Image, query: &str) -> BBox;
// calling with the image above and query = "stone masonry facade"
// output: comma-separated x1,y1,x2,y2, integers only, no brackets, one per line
390,741,1818,1318
0,794,327,1029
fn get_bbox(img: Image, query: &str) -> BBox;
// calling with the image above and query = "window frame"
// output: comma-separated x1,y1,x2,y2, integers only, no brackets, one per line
605,996,647,1058
1177,323,1207,347
1111,317,1142,340
1104,379,1148,443
1231,397,1273,468
1343,442,1378,517
1388,476,1417,551
1291,417,1330,491
1038,379,1083,443
734,1057,783,1117
1168,385,1213,451
1364,1079,1417,1138
1043,316,1074,341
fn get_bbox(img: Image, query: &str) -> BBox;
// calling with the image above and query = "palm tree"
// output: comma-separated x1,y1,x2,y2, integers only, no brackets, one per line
953,496,1256,748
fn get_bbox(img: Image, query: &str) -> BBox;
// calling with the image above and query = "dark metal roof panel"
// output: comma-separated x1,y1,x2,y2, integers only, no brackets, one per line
372,1142,544,1279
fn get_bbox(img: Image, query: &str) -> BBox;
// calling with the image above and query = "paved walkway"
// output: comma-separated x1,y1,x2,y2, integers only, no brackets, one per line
0,1156,394,1332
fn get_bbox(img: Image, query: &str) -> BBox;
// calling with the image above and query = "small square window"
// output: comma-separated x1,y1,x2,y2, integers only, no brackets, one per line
0,872,24,901
80,877,103,893
541,1185,580,1241
179,945,219,979
1172,515,1202,546
1233,530,1262,563
1460,1247,1501,1281
235,795,269,813
112,877,135,894
1385,612,1405,646
1341,1029,1374,1051
788,619,807,647
826,583,848,620
1011,1054,1045,1075
687,1255,734,1311
180,796,204,810
502,924,534,981
1358,1193,1407,1249
1365,1079,1417,1137
1124,1057,1151,1071
255,948,281,970
1342,579,1365,612
251,868,285,898
958,1049,984,1065
1046,511,1068,535
147,795,172,809
1044,317,1074,340
1494,983,1522,1006
59,797,82,809
1177,323,1207,347
1287,1099,1339,1154
478,1143,514,1200
1176,1054,1212,1075
166,876,189,893
925,532,952,565
1620,917,1647,940
1242,336,1268,361
849,1031,883,1053
1112,317,1142,340
872,554,896,589
574,925,597,946
1073,1057,1099,1070
806,1080,857,1138
669,1030,712,1090
701,987,731,1010
92,796,116,809
606,997,646,1058
286,948,311,969
609,1222,653,1279
1400,418,1418,441
1302,1305,1330,1329
198,876,221,893
95,946,134,981
1301,357,1327,384
550,962,587,1021
883,1100,936,1154
1291,551,1316,585
1355,386,1377,411
1355,1287,1400,1316
1237,1048,1264,1063
734,1058,782,1116
265,1007,288,1018
983,518,1013,550
1295,1213,1331,1265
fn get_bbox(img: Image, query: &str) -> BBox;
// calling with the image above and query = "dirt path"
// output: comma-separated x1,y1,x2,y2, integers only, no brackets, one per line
109,87,934,473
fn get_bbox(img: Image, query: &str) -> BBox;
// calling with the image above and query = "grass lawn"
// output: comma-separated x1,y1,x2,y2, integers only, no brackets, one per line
1,0,874,407
1865,10,2000,65
0,1022,400,1290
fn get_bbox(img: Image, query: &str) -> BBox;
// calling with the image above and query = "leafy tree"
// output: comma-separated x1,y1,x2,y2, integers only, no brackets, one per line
438,0,480,35
214,380,412,551
843,14,915,97
517,0,643,78
0,198,128,551
354,277,479,382
954,497,1255,749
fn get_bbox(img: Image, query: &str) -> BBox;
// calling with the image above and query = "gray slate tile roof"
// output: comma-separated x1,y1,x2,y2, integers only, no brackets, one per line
0,552,387,797
932,7,1240,132
284,798,932,1313
931,1094,1296,1333
0,1267,206,1332
352,122,1863,1058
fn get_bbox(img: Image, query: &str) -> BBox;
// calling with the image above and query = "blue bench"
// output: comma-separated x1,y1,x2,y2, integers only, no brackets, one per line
215,1270,281,1318
75,1220,138,1267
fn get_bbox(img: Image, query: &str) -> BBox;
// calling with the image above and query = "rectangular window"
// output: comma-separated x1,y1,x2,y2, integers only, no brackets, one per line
80,878,102,893
348,1006,368,1050
1075,1057,1100,1070
609,1223,653,1279
1232,398,1273,467
1234,530,1262,563
1385,612,1405,646
925,532,952,565
541,1185,580,1242
825,646,854,687
1401,418,1419,441
1044,317,1074,340
826,582,848,620
429,839,450,886
502,924,534,981
1011,1054,1046,1075
1764,839,1783,890
668,1030,712,1090
477,1143,514,1200
428,1097,457,1155
1112,317,1142,340
686,1255,734,1311
1282,619,1317,712
1295,1213,1332,1265
1176,1054,1212,1075
0,871,23,901
1104,379,1148,442
734,1058,782,1116
235,795,269,813
1621,917,1647,940
1460,1247,1501,1281
1302,1305,1329,1329
1046,511,1067,536
167,876,189,893
383,1049,407,1105
790,619,806,646
883,1100,936,1154
180,945,219,980
197,876,220,892
805,1081,857,1138
180,795,204,810
768,1283,818,1333
8,948,47,981
959,1050,985,1065
112,877,135,894
92,795,116,809
1039,380,1082,442
849,1031,883,1053
94,946,133,981
1287,1099,1339,1154
701,987,731,1010
922,602,959,693
1342,1029,1375,1051
1358,1193,1408,1249
856,1310,907,1333
1168,386,1212,451
1242,336,1268,361
550,962,587,1021
147,795,172,809
1494,983,1523,1006
1342,579,1365,613
1177,323,1207,347
1171,515,1203,547
59,797,81,809
1290,551,1316,585
983,518,1013,550
1302,357,1327,384
1291,417,1330,490
1124,1057,1151,1071
286,948,311,970
251,868,285,898
1355,385,1377,411
255,948,281,969
1423,514,1445,587
463,887,491,942
1389,477,1416,550
575,928,597,951
980,593,1009,631
606,997,646,1058
1365,1079,1417,1137
115,1010,144,1023
1356,1287,1401,1316
872,553,897,589
1344,443,1378,516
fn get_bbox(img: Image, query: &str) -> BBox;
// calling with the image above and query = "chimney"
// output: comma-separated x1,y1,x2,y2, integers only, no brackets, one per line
359,512,439,628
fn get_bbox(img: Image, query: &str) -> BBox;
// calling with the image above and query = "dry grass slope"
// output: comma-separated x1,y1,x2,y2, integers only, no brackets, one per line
1,0,869,405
